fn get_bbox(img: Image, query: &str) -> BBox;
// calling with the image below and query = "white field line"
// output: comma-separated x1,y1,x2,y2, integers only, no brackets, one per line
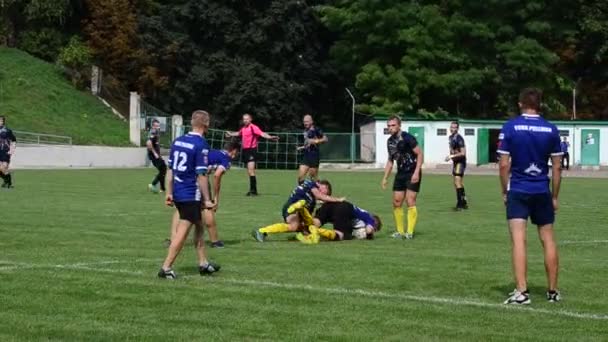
560,240,608,245
1,258,607,321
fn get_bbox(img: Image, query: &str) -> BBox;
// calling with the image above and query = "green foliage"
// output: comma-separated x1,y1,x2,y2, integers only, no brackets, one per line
319,0,573,118
137,0,344,131
57,36,92,70
17,27,64,61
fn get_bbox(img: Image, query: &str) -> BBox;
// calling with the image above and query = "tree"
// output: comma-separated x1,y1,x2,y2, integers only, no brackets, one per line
319,0,575,118
138,0,344,130
83,0,143,87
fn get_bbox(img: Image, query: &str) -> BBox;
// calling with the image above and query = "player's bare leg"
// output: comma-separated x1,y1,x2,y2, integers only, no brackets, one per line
508,219,528,292
308,167,319,182
204,209,219,243
161,219,192,272
193,221,221,275
538,225,559,292
193,222,209,265
297,164,310,184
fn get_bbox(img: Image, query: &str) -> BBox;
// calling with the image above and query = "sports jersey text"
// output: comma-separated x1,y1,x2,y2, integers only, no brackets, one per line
513,125,553,133
175,141,195,149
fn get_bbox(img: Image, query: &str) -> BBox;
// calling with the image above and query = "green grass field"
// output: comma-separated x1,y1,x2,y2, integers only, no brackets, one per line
1,169,606,341
0,48,129,146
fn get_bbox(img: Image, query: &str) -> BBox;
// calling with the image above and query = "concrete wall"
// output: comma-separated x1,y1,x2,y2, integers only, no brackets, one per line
11,145,149,169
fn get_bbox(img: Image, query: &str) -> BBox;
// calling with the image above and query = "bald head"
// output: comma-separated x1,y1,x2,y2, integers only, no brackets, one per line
303,114,313,129
191,110,210,129
242,113,252,126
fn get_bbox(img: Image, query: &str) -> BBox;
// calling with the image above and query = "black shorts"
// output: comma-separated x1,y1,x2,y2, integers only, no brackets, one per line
506,192,555,226
241,148,258,164
175,201,202,223
315,202,355,240
452,161,466,177
151,157,166,170
393,172,422,193
301,153,320,168
0,152,10,163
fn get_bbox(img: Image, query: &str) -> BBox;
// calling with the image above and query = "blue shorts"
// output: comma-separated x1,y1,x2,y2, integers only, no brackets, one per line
506,191,555,226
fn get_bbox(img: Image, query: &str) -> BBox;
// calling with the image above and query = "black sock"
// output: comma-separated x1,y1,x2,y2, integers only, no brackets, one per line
250,176,257,193
6,173,11,186
0,172,5,183
458,187,467,206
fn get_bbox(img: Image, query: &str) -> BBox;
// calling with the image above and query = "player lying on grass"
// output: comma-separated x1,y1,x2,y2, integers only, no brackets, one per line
292,200,382,243
251,179,345,242
164,142,240,248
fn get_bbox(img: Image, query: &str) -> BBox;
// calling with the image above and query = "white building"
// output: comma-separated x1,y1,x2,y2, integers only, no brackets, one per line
360,116,608,168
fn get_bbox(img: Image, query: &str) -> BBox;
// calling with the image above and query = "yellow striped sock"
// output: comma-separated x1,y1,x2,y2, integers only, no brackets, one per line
393,207,405,234
259,223,290,234
407,206,418,235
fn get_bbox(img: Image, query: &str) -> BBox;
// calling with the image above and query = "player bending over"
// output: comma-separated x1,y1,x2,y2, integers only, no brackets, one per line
251,179,344,242
165,142,240,249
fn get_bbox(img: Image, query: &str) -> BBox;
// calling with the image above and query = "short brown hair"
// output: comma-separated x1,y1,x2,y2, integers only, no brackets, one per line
318,179,332,196
192,110,210,128
387,115,401,125
519,88,543,112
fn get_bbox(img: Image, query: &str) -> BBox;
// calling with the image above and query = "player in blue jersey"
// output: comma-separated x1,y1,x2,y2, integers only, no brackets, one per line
251,179,345,242
382,115,424,240
204,142,240,248
297,114,327,184
498,88,562,305
445,121,468,210
295,202,382,243
158,110,220,279
164,141,240,249
0,115,17,189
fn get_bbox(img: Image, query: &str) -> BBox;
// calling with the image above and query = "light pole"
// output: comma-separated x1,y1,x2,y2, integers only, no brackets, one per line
345,88,355,164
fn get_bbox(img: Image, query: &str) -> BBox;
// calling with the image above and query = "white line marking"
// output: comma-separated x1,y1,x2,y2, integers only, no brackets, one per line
2,259,607,321
560,240,608,245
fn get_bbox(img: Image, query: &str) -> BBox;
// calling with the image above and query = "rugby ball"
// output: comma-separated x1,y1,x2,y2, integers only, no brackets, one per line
353,228,367,240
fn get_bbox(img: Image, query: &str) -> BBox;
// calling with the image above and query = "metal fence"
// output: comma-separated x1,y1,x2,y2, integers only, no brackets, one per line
176,127,376,169
14,131,73,145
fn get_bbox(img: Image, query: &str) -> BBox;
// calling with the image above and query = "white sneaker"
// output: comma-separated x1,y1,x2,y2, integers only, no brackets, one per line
404,233,414,240
391,232,405,239
503,289,530,305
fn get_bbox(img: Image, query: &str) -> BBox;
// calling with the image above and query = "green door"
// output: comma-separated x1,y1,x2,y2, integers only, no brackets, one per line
408,127,425,153
581,129,600,166
477,128,489,165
